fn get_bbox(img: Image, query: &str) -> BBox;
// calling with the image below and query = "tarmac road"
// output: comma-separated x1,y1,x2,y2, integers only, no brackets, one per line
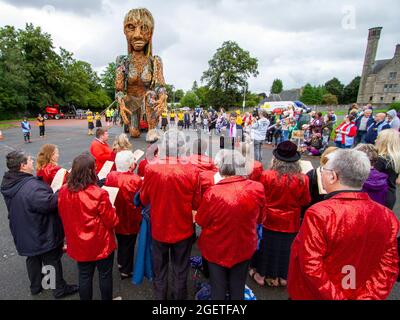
0,119,398,300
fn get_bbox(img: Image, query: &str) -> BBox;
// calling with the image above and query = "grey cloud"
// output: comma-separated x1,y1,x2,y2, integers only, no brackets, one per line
2,0,104,14
1,0,397,92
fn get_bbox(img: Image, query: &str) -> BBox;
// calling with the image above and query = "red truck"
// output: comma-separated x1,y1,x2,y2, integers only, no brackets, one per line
44,104,64,120
43,104,78,119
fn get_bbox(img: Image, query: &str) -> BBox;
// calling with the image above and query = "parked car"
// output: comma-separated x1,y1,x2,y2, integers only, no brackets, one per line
294,101,312,113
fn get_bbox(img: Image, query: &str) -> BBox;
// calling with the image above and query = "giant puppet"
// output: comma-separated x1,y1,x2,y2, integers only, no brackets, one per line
115,8,167,142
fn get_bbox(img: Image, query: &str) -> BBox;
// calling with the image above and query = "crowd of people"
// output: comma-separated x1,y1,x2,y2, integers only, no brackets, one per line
4,102,400,301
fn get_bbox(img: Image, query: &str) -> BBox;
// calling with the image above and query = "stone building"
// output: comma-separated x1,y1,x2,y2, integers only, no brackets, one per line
357,27,400,105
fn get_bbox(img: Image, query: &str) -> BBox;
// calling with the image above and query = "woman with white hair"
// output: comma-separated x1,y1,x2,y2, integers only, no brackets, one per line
374,129,400,210
195,149,265,300
104,150,142,280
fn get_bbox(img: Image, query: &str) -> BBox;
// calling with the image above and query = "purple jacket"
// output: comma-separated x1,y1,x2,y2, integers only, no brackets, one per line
362,168,388,206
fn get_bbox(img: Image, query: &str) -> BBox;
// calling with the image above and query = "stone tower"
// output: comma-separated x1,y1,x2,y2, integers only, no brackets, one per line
357,27,382,103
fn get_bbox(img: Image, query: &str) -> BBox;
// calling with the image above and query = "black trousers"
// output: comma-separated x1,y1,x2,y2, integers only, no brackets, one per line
152,236,193,300
77,252,114,300
39,126,45,136
208,260,250,300
266,129,275,143
23,132,30,142
26,244,67,298
116,233,137,275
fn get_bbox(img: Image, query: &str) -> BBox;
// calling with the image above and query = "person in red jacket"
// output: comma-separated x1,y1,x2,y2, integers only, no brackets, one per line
196,149,265,300
137,140,159,177
239,142,264,182
250,141,311,287
36,144,68,185
190,138,217,172
288,149,399,300
140,129,201,300
104,150,142,280
58,154,119,300
89,128,115,174
334,115,357,149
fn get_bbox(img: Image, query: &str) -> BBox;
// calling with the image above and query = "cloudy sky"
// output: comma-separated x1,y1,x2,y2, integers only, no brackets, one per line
0,0,399,94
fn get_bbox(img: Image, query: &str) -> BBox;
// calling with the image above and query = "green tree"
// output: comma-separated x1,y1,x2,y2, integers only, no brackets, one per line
0,24,112,118
180,91,201,109
18,23,64,114
100,62,116,100
194,86,210,108
165,84,174,103
325,78,344,103
322,93,338,105
245,92,262,108
389,102,400,112
174,89,185,102
271,79,283,94
0,26,30,119
192,80,199,92
201,41,258,107
300,84,326,105
342,76,361,104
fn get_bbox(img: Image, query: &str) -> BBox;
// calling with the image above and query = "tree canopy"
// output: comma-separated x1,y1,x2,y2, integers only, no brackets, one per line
201,41,258,108
0,24,111,119
180,91,201,109
271,79,283,94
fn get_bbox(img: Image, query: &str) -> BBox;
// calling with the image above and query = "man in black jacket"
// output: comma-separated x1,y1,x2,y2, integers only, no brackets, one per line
1,150,78,298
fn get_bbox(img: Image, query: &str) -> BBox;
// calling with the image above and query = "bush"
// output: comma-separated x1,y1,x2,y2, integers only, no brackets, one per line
388,102,400,112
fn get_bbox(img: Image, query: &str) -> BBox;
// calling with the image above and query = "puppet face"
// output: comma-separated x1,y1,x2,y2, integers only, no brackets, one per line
124,20,152,52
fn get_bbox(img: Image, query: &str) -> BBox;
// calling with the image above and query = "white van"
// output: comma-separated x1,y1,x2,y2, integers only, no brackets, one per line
259,101,295,114
259,101,311,114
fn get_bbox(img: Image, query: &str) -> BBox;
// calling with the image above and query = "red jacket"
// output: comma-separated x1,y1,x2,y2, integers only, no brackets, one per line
260,170,311,233
36,164,67,186
137,159,148,177
334,121,357,144
249,160,263,182
190,154,217,172
105,171,142,235
288,192,399,300
197,170,217,199
196,176,265,268
140,157,200,243
89,139,114,174
58,184,118,262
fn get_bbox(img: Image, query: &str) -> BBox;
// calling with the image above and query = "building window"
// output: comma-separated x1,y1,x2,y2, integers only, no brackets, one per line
393,97,396,101
393,84,399,92
380,97,384,102
389,72,397,80
369,96,373,101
